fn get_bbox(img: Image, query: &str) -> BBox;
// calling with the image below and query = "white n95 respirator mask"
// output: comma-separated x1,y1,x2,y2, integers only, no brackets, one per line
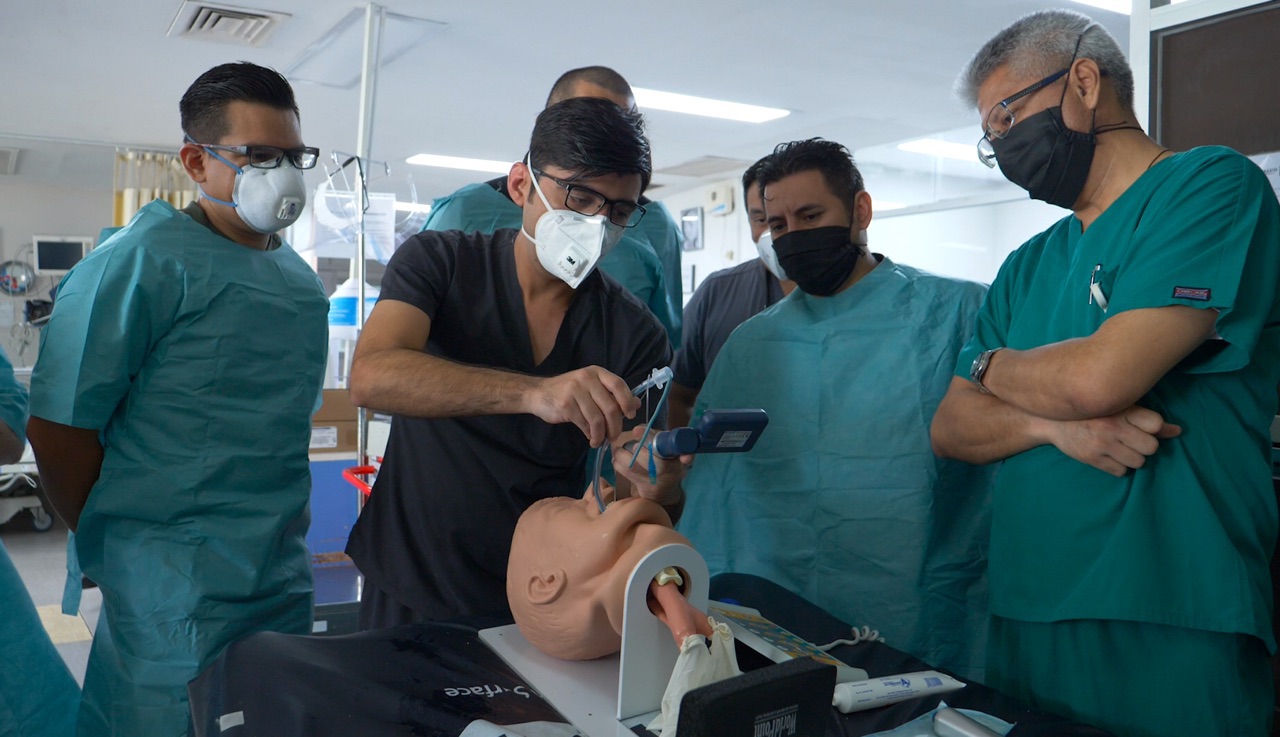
201,149,308,234
754,230,788,282
520,160,624,289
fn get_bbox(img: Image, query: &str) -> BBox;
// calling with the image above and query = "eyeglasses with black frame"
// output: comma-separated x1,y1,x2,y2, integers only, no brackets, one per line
189,140,320,170
975,68,1069,168
976,30,1091,168
530,167,647,228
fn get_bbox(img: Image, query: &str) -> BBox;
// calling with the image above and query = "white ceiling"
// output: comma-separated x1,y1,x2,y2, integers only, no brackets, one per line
0,0,1129,200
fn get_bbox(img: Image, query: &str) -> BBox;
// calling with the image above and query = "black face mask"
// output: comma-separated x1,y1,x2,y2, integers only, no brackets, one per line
990,106,1096,209
773,225,859,297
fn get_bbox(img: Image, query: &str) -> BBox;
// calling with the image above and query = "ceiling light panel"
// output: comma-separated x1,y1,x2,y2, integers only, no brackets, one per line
405,154,512,174
632,88,789,123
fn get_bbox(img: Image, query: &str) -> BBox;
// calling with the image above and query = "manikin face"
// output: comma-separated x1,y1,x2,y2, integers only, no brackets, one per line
507,489,692,660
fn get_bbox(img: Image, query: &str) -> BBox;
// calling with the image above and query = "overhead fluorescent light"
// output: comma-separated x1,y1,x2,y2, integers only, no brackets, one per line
395,201,432,214
896,138,979,163
1067,0,1131,15
632,88,789,123
405,154,512,173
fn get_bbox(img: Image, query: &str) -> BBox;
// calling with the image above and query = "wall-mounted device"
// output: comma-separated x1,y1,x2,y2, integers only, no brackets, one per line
704,183,735,217
32,235,93,277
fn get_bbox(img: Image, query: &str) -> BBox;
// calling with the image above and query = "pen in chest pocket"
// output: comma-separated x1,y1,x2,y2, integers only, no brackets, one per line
1088,263,1109,311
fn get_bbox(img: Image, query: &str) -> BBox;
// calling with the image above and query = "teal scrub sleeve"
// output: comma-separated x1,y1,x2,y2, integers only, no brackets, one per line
420,193,474,233
1106,151,1280,373
0,348,28,442
637,201,685,343
599,236,680,343
600,235,659,305
29,243,182,429
420,184,522,235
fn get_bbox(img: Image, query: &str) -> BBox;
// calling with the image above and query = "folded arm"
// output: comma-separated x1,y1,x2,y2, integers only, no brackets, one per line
932,377,1182,477
980,306,1218,420
933,306,1206,474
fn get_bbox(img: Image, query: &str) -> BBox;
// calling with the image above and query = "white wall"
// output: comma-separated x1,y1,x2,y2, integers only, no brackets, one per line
657,178,1065,295
658,178,753,303
0,178,113,367
875,198,1064,285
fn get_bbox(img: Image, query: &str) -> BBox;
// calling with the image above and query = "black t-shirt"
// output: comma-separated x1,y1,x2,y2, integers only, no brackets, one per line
672,259,783,390
346,228,671,621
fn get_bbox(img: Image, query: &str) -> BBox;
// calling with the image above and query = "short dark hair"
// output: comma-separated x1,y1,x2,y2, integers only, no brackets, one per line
758,138,864,217
545,66,633,107
180,61,299,143
529,97,652,192
741,154,773,205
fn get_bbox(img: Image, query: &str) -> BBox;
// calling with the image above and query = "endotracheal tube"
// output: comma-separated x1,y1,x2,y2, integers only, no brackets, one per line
591,366,674,512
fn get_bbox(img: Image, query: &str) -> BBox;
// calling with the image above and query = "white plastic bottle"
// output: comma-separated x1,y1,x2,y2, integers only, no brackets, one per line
326,277,379,388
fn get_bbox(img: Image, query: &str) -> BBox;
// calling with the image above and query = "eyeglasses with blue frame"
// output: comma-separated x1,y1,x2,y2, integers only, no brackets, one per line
186,136,320,170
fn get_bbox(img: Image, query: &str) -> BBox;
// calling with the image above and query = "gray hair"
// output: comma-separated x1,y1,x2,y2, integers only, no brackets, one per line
957,9,1134,113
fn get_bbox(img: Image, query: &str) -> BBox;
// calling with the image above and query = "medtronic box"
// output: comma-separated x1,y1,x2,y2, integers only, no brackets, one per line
314,389,358,423
677,656,836,737
310,421,357,453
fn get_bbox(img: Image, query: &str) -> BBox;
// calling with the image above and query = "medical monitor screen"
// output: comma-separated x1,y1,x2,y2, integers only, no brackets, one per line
33,236,92,277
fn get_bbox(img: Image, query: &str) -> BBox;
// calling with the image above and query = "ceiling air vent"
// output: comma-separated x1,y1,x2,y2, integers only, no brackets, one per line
0,148,19,176
167,2,290,47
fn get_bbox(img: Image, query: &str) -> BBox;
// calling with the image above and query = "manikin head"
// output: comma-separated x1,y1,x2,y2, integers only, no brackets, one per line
507,488,694,660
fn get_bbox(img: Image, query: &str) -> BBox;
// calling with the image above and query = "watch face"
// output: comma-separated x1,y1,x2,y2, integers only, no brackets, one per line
0,260,34,295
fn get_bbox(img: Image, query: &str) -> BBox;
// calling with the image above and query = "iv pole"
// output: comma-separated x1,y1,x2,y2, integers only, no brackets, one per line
352,3,385,478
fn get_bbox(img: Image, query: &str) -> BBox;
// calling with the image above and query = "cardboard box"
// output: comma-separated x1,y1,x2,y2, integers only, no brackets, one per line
314,389,358,423
310,420,357,453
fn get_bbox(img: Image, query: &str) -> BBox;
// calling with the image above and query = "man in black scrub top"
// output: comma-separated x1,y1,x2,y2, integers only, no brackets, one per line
346,97,685,629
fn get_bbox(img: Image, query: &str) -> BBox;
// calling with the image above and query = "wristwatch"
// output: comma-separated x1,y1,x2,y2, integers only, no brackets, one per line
969,347,1003,393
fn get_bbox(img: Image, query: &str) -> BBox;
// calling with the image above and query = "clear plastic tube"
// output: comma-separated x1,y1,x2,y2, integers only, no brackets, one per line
631,366,673,396
590,366,674,511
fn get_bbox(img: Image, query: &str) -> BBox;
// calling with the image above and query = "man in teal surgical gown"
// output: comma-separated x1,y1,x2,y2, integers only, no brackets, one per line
679,139,994,680
420,66,684,345
932,11,1280,737
28,62,328,736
